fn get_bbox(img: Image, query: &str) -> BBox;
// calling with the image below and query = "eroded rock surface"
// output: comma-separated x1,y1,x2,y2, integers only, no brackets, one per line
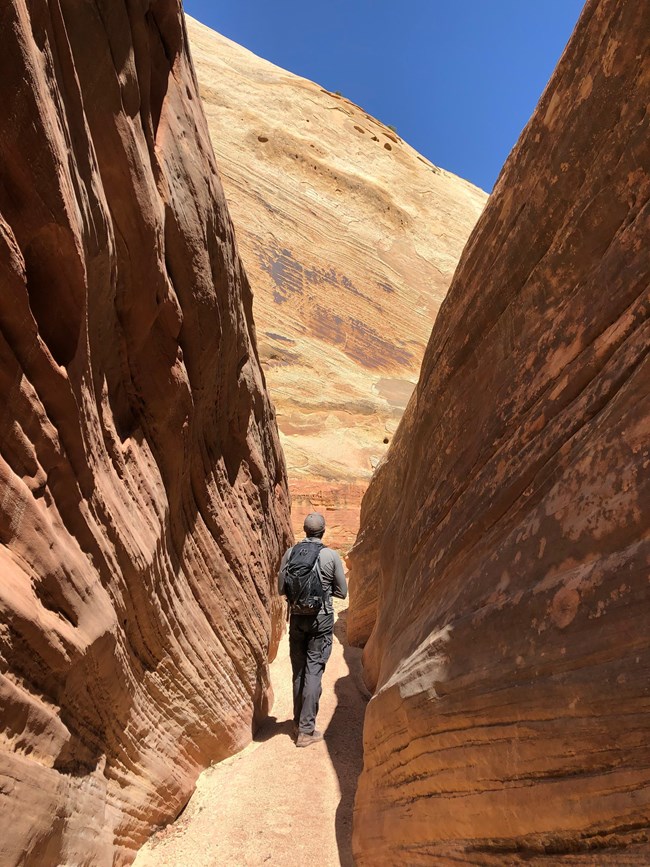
187,17,487,550
348,0,650,861
0,2,291,865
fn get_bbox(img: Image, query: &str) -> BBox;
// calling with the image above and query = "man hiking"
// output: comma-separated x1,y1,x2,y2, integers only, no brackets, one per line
278,512,347,747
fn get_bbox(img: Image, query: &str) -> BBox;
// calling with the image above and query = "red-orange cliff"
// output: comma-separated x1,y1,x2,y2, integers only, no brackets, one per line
0,2,291,865
348,0,650,861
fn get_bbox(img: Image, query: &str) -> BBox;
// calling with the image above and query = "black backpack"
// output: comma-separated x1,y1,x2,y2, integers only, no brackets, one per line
283,541,325,615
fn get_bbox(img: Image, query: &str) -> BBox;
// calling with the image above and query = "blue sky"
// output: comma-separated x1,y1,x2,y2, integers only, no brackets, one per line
184,0,585,192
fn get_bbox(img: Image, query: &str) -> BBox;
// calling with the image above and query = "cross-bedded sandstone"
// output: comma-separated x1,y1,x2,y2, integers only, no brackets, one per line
348,0,650,861
186,17,487,551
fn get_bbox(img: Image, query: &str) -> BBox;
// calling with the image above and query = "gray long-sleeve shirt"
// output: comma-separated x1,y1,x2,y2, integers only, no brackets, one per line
278,537,347,615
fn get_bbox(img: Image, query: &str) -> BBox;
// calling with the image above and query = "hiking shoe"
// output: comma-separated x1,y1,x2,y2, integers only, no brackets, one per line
296,730,324,748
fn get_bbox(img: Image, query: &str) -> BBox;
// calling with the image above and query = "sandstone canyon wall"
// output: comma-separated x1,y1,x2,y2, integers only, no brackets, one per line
186,17,487,551
349,0,650,861
0,2,291,865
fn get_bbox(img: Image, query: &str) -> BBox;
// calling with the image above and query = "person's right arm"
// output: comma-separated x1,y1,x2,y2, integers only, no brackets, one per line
331,552,348,599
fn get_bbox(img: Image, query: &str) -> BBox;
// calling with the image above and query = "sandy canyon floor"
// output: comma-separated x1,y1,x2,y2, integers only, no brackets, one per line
133,600,367,867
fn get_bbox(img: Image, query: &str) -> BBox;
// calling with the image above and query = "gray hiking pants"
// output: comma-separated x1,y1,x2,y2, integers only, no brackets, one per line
289,611,334,734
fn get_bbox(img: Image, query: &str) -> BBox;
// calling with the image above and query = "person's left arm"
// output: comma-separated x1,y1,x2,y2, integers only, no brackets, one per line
278,548,291,595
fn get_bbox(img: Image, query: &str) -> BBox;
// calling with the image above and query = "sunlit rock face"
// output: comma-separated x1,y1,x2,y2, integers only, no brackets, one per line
186,17,487,551
0,2,291,865
348,0,650,861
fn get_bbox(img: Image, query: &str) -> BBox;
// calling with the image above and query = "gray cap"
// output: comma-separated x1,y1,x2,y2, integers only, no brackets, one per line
303,512,326,535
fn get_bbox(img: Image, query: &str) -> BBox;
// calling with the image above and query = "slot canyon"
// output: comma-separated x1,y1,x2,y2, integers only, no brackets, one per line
0,0,647,865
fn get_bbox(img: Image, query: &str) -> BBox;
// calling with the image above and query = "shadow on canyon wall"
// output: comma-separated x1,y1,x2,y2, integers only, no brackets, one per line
326,607,368,867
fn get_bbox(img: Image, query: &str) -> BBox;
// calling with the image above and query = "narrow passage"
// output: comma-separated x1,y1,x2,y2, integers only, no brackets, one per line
134,600,368,867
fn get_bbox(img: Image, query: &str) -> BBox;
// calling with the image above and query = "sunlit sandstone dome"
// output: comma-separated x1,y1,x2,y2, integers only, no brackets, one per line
187,16,487,550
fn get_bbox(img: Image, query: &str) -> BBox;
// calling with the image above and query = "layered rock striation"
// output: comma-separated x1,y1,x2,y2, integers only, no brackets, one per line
0,2,291,865
349,0,650,861
186,17,487,550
